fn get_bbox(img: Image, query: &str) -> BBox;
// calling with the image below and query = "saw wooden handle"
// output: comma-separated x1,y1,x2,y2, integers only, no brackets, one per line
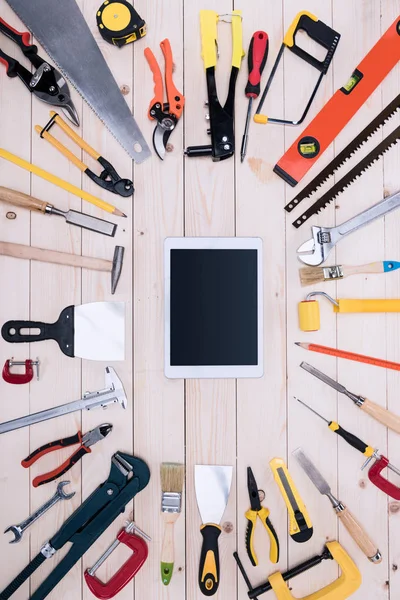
337,506,381,563
0,241,112,272
0,186,49,213
361,398,400,434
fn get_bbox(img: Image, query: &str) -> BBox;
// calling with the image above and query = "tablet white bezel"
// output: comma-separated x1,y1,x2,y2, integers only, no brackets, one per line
164,237,263,379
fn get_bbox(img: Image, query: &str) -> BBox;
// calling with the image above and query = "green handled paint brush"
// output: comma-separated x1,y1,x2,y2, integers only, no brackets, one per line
160,463,185,585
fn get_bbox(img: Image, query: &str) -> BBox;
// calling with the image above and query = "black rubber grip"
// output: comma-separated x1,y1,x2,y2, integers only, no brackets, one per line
0,552,46,599
35,446,89,487
0,49,19,77
331,423,369,454
245,518,256,566
198,525,221,596
22,432,81,466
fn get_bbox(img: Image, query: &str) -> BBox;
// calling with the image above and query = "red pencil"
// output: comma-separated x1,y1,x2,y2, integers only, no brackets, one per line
295,342,400,372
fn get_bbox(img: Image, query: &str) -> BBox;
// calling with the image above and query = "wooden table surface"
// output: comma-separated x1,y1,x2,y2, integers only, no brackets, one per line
1,1,400,599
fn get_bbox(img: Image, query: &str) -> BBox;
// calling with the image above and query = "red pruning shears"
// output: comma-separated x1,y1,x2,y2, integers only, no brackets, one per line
144,39,185,160
21,423,113,487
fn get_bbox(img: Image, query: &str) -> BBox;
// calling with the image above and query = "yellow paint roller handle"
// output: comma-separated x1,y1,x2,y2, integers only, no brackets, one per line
335,299,400,313
231,10,244,69
200,10,218,69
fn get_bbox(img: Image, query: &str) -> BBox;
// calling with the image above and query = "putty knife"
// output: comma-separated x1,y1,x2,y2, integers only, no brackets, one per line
1,302,125,361
195,465,233,596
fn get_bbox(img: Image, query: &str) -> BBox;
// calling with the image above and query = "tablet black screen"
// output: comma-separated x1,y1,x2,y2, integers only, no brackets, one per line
170,249,258,366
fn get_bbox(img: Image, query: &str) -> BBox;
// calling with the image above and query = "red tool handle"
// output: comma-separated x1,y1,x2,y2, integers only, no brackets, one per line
2,359,33,384
144,46,163,119
245,31,269,98
160,38,184,119
368,455,400,500
0,17,32,50
21,432,83,467
31,445,91,488
84,531,148,599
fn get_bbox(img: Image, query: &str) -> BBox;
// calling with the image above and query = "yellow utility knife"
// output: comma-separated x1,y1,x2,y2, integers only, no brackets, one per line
270,457,313,543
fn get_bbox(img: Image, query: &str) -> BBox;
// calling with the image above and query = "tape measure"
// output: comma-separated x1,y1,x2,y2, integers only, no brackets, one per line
96,0,146,47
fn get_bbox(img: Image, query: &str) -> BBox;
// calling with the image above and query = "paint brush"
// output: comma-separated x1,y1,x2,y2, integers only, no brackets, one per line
299,261,400,287
160,463,185,585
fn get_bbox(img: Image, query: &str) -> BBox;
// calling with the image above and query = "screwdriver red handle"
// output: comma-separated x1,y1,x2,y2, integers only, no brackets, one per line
245,31,269,98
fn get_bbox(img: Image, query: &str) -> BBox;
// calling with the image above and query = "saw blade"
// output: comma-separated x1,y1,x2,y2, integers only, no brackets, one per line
5,0,151,163
285,94,400,213
292,124,400,228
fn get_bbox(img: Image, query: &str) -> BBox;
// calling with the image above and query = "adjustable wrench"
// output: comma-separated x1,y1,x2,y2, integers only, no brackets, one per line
297,189,400,266
4,481,75,543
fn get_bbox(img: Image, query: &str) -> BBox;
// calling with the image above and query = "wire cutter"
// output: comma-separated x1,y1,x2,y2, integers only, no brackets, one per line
245,467,279,566
0,17,79,126
21,423,113,487
144,38,184,160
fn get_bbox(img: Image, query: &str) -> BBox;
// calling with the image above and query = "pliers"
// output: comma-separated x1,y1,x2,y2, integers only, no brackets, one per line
144,38,184,160
0,17,79,126
21,423,113,487
245,467,279,566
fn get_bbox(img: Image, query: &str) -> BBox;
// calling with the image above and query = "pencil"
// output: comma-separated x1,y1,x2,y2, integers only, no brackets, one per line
0,148,126,217
295,342,400,372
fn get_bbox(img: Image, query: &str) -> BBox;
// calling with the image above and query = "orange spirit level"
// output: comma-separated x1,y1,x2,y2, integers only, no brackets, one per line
274,17,400,186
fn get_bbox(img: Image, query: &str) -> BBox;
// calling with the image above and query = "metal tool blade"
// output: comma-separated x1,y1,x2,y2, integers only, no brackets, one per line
195,465,233,525
153,125,171,160
74,302,125,361
276,467,301,511
300,362,348,395
50,206,117,237
6,0,151,163
292,448,331,496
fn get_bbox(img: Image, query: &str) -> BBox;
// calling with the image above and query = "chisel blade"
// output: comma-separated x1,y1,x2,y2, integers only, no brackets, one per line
300,362,348,395
5,0,151,163
293,448,331,496
63,209,117,237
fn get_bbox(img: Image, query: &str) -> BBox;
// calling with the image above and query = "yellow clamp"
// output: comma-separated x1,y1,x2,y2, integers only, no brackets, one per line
299,292,400,332
268,541,361,600
200,10,244,70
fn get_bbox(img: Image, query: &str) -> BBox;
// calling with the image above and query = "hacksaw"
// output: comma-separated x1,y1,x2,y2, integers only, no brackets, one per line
274,16,400,187
4,0,151,163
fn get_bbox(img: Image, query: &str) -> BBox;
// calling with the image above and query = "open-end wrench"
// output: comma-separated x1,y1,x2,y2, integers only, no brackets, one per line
4,480,75,544
297,189,400,266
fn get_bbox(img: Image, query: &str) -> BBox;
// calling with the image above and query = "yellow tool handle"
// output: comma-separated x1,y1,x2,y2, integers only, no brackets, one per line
283,11,317,47
361,398,400,434
335,298,400,313
231,10,244,69
0,149,118,215
49,111,101,160
258,507,279,564
337,506,381,563
200,10,218,69
0,186,50,213
35,126,88,173
0,241,112,272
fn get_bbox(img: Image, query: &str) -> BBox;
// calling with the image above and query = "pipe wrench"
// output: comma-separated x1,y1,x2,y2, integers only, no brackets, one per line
297,189,400,266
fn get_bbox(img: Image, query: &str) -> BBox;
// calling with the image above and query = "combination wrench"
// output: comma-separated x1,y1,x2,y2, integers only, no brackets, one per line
4,480,75,543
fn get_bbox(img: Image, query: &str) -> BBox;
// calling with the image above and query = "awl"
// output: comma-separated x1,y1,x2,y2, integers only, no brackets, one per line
293,447,381,563
0,367,126,435
300,361,400,434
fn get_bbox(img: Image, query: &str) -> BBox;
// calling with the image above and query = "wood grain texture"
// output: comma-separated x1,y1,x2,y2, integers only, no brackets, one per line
0,1,399,599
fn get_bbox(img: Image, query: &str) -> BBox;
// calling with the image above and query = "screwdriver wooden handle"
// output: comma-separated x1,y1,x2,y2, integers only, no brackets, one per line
361,398,400,434
0,186,49,213
337,506,381,563
0,241,112,272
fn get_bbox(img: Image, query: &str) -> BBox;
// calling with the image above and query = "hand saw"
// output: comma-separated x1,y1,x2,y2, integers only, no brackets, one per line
4,0,151,163
274,16,400,186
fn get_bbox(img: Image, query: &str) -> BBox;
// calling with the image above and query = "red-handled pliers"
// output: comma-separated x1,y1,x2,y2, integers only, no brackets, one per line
144,39,184,160
21,423,113,487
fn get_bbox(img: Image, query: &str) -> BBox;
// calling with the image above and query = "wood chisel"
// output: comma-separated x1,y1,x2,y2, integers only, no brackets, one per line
300,361,400,434
293,448,381,563
274,16,400,186
269,457,313,543
0,186,117,236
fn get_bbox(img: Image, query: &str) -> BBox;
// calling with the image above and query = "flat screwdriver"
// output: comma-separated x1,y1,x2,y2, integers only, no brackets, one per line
240,31,269,163
295,397,400,477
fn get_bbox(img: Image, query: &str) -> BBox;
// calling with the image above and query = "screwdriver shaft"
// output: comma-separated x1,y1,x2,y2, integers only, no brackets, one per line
240,98,253,162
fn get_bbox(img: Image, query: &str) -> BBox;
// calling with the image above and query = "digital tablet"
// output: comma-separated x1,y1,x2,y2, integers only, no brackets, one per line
164,237,263,379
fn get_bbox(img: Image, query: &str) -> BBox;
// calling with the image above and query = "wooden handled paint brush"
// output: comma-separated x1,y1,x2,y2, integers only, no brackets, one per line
160,463,184,585
299,261,400,287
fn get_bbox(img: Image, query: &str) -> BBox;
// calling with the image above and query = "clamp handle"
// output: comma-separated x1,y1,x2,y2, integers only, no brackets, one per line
2,359,34,384
84,530,148,599
368,455,400,500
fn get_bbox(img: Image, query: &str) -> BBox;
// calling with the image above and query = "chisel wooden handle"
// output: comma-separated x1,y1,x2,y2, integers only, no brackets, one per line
0,241,112,272
0,186,50,213
337,506,381,563
361,398,400,434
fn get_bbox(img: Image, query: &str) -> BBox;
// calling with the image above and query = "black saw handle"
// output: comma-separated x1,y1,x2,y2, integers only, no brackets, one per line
198,524,221,596
1,305,75,357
